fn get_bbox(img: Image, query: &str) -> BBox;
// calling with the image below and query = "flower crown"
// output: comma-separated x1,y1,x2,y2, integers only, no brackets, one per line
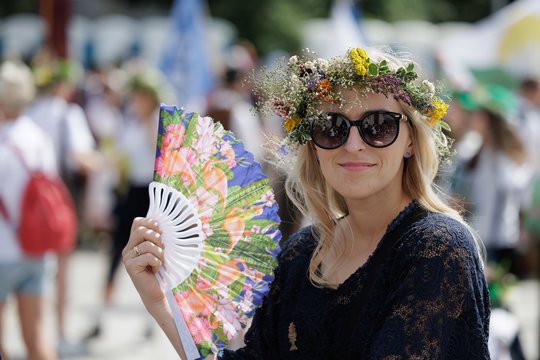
254,47,450,146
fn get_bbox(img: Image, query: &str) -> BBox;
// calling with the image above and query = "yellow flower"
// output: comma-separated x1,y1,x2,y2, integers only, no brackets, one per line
427,97,449,127
283,117,301,132
349,48,370,76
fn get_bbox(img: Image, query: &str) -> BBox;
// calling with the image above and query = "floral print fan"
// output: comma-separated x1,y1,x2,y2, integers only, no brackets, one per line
148,105,281,359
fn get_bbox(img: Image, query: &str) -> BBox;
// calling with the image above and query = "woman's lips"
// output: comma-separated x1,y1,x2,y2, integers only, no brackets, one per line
338,161,376,171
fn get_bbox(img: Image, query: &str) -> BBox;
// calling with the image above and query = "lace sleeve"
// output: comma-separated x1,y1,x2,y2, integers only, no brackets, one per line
366,216,491,360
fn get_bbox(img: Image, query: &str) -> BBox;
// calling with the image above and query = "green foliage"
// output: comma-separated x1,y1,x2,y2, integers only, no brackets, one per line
396,63,418,83
208,0,332,55
208,0,494,55
360,0,491,23
229,239,277,273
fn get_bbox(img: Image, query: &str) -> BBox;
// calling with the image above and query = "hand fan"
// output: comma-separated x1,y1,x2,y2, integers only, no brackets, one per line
147,104,281,359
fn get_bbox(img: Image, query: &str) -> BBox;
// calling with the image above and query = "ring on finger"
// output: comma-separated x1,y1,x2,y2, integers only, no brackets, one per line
133,245,141,258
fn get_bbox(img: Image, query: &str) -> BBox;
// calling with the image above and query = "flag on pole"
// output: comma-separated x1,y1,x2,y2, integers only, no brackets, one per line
160,0,215,112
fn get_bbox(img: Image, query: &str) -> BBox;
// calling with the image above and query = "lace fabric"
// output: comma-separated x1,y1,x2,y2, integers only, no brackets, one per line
220,203,490,359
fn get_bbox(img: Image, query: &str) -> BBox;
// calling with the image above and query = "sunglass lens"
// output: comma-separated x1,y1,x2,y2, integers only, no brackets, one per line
360,112,399,147
311,114,349,149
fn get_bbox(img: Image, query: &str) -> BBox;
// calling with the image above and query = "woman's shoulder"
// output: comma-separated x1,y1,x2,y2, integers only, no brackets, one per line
402,211,481,263
278,225,318,263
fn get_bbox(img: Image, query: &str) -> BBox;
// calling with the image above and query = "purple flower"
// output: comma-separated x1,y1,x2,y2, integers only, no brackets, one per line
369,74,412,106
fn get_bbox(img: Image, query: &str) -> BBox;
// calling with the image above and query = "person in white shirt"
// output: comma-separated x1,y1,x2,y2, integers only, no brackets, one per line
451,84,531,275
25,58,97,356
0,60,57,360
84,69,165,340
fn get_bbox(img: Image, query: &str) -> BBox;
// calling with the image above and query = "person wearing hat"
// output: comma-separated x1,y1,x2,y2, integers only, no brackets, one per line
84,68,168,341
451,84,531,276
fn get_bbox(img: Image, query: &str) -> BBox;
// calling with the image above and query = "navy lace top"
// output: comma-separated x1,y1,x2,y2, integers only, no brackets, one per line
220,202,491,359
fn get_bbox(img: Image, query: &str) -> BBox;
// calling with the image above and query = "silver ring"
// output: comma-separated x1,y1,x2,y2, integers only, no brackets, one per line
133,245,141,257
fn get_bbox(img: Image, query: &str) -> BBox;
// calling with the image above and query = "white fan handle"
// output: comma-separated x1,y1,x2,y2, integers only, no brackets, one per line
147,181,203,359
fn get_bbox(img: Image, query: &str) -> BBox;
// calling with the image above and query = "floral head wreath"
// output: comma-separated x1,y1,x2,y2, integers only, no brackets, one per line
253,47,450,148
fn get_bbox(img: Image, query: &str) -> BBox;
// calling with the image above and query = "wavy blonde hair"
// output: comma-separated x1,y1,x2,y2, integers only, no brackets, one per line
284,102,481,288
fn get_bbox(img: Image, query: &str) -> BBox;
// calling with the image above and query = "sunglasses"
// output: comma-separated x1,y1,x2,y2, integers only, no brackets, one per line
308,111,408,149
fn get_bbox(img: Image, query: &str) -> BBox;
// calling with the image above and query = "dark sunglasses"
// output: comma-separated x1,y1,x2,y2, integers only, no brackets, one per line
308,111,408,149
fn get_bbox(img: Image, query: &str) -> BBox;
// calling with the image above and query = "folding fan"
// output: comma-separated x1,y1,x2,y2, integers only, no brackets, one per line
147,105,281,359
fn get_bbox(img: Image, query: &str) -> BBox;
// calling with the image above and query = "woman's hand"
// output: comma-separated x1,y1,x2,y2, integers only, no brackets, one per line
122,217,165,310
122,217,187,358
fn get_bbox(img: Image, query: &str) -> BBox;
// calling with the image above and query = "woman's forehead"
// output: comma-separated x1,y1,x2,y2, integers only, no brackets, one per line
320,90,403,117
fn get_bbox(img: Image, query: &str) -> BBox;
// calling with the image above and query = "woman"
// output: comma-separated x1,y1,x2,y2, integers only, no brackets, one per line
122,47,491,359
85,69,166,340
451,84,530,276
0,60,57,360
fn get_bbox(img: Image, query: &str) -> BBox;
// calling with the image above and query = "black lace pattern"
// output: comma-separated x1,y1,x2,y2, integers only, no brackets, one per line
219,202,490,359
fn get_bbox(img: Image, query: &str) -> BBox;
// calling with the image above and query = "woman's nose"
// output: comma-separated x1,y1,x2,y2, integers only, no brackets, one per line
343,126,367,152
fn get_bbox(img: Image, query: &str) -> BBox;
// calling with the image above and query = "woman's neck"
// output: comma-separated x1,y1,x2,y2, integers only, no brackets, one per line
344,192,411,245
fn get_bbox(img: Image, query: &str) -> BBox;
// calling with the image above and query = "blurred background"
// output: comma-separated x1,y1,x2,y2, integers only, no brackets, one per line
0,0,539,359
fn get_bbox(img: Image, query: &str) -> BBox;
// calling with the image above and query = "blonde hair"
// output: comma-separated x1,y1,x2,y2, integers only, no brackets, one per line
285,103,481,288
0,60,36,114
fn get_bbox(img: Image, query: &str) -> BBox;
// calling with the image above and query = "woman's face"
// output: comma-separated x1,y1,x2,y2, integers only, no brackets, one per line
313,90,413,202
129,90,158,120
470,110,490,142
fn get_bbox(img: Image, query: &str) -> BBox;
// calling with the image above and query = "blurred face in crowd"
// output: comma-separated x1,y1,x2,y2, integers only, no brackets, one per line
445,100,471,143
470,110,492,145
129,90,158,121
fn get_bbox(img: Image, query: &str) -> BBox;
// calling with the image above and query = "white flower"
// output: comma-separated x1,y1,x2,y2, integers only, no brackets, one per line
304,61,316,72
289,74,302,90
316,58,329,71
422,80,435,96
288,55,298,66
218,300,243,341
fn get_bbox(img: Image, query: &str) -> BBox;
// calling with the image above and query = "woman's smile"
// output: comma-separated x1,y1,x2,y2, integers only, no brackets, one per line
338,161,376,171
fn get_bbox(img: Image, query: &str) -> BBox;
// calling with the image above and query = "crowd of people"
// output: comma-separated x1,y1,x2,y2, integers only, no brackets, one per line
0,41,539,359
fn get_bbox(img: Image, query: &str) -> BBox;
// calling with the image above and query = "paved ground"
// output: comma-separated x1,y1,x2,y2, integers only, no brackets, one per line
2,250,539,360
2,249,178,360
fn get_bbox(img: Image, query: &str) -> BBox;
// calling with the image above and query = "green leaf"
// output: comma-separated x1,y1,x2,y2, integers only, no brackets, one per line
228,241,277,273
183,112,199,147
368,63,378,76
439,120,451,131
214,328,229,343
223,180,270,211
229,275,246,297
203,249,229,265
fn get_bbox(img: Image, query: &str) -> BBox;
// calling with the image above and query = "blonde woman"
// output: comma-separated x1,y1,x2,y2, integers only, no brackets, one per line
0,61,57,360
122,47,490,359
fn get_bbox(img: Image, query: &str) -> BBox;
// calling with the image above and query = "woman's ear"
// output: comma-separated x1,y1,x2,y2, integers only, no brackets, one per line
404,131,414,158
309,141,320,162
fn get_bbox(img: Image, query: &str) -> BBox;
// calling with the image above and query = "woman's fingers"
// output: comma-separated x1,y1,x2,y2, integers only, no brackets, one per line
123,217,165,274
125,249,163,274
122,217,163,259
130,216,161,234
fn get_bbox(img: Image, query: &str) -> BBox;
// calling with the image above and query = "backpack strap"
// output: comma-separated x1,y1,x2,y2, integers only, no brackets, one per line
0,197,10,221
2,140,31,173
0,138,32,226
